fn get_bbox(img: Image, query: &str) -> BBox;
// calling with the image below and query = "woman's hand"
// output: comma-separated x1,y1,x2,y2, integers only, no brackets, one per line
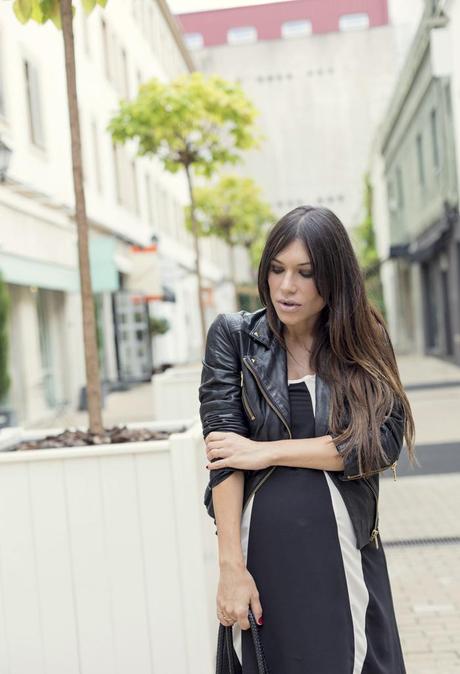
205,432,271,471
217,563,263,630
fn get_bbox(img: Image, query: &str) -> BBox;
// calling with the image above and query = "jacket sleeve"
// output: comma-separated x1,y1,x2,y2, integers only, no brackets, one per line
199,313,249,496
336,397,405,481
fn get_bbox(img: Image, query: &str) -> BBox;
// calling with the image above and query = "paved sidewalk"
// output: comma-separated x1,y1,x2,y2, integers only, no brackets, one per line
379,474,460,673
381,354,460,673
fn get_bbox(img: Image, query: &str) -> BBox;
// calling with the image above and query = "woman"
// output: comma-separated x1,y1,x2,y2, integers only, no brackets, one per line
199,206,416,673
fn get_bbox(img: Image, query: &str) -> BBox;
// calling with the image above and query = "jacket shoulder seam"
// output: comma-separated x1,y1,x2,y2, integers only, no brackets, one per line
220,313,243,354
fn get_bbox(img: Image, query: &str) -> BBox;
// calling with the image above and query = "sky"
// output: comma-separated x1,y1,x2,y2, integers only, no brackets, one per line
168,0,294,14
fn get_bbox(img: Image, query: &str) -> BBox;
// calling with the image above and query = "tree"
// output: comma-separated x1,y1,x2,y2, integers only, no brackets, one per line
12,0,107,434
108,72,261,353
353,174,386,317
186,174,273,309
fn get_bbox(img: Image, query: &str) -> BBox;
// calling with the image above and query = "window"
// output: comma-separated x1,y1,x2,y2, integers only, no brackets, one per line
227,26,257,45
416,133,425,187
339,13,370,32
445,82,452,116
0,35,5,117
92,120,103,194
112,143,122,204
81,9,90,56
121,47,129,98
130,160,139,214
112,143,139,213
184,32,204,50
396,166,404,209
101,18,111,80
387,179,396,212
24,59,45,148
281,19,312,39
430,108,440,170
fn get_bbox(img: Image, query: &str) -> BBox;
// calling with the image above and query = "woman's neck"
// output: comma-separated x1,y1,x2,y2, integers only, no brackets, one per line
283,323,315,348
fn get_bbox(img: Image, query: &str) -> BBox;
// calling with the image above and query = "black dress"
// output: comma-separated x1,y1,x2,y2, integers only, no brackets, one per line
230,374,406,673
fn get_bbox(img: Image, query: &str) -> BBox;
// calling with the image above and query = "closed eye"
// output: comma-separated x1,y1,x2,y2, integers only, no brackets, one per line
270,266,313,278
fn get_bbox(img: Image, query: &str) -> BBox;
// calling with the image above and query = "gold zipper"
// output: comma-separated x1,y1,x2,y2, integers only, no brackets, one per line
345,460,398,481
363,477,380,549
391,461,397,481
241,384,256,421
243,356,292,440
241,355,292,511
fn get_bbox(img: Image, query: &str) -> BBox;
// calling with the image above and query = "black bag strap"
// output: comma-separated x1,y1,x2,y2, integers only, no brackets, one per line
216,608,270,674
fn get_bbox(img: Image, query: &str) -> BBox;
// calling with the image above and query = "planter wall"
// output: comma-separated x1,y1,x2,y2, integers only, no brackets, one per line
151,365,202,421
0,418,217,674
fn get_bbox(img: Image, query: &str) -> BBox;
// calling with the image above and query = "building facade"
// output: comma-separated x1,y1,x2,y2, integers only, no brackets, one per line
0,0,239,426
370,0,460,365
176,0,423,230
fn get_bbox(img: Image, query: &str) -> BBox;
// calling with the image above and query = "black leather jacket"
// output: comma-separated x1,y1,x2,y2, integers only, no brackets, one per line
199,308,404,550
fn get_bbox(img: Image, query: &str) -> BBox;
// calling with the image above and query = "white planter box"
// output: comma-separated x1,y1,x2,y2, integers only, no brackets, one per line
151,365,202,421
0,418,218,674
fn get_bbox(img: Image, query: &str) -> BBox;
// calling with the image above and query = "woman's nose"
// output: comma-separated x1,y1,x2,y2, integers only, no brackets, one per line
280,273,295,291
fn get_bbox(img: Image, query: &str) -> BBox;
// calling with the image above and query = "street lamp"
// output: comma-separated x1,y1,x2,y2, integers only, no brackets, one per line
0,138,12,183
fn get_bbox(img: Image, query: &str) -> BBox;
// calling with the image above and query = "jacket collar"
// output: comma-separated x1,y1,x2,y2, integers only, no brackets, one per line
247,307,280,348
245,308,331,437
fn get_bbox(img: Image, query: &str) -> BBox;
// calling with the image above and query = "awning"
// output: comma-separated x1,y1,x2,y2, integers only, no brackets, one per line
389,203,457,263
89,235,120,292
0,251,79,291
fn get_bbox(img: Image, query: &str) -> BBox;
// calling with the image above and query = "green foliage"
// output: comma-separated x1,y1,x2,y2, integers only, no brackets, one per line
149,316,170,337
353,174,386,316
12,0,107,28
0,272,11,402
354,174,379,268
186,174,273,250
108,72,261,178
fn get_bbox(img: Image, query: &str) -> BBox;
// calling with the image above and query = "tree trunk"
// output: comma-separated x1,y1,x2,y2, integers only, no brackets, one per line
184,165,207,358
60,0,103,434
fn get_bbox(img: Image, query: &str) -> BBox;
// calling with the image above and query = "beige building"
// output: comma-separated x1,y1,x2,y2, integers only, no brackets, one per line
177,0,423,229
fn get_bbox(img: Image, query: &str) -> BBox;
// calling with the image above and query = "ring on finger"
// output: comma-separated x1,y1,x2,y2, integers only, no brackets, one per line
218,611,232,621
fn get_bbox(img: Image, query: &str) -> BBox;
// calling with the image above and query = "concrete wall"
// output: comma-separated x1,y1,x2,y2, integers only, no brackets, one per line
180,2,423,229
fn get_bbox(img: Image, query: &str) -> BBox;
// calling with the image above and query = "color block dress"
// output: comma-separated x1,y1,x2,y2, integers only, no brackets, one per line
231,373,406,673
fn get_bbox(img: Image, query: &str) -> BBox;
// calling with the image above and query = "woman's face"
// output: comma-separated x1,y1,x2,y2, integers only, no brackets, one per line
268,238,326,329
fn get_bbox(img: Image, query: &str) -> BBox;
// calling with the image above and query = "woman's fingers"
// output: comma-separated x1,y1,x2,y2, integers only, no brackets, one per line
250,594,264,626
207,447,230,460
237,605,251,631
207,459,228,469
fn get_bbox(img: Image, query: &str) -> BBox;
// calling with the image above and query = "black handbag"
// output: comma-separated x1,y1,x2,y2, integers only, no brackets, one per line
216,608,270,673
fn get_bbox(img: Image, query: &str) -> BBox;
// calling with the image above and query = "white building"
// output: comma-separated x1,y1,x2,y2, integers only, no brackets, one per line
0,0,236,427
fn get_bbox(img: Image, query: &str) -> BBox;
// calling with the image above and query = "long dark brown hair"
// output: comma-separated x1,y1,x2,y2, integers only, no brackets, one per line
257,205,416,473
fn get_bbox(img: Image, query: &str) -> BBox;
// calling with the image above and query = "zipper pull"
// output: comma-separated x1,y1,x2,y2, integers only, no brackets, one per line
370,529,379,549
391,461,397,482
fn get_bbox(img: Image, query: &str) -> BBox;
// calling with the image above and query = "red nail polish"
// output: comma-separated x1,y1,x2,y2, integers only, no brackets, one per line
258,616,263,625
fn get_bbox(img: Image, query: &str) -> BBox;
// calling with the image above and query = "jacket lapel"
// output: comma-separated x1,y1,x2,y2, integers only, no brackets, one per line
247,310,331,437
314,374,331,438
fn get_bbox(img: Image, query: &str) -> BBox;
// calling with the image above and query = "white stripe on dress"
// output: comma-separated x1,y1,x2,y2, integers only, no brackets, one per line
323,474,369,672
